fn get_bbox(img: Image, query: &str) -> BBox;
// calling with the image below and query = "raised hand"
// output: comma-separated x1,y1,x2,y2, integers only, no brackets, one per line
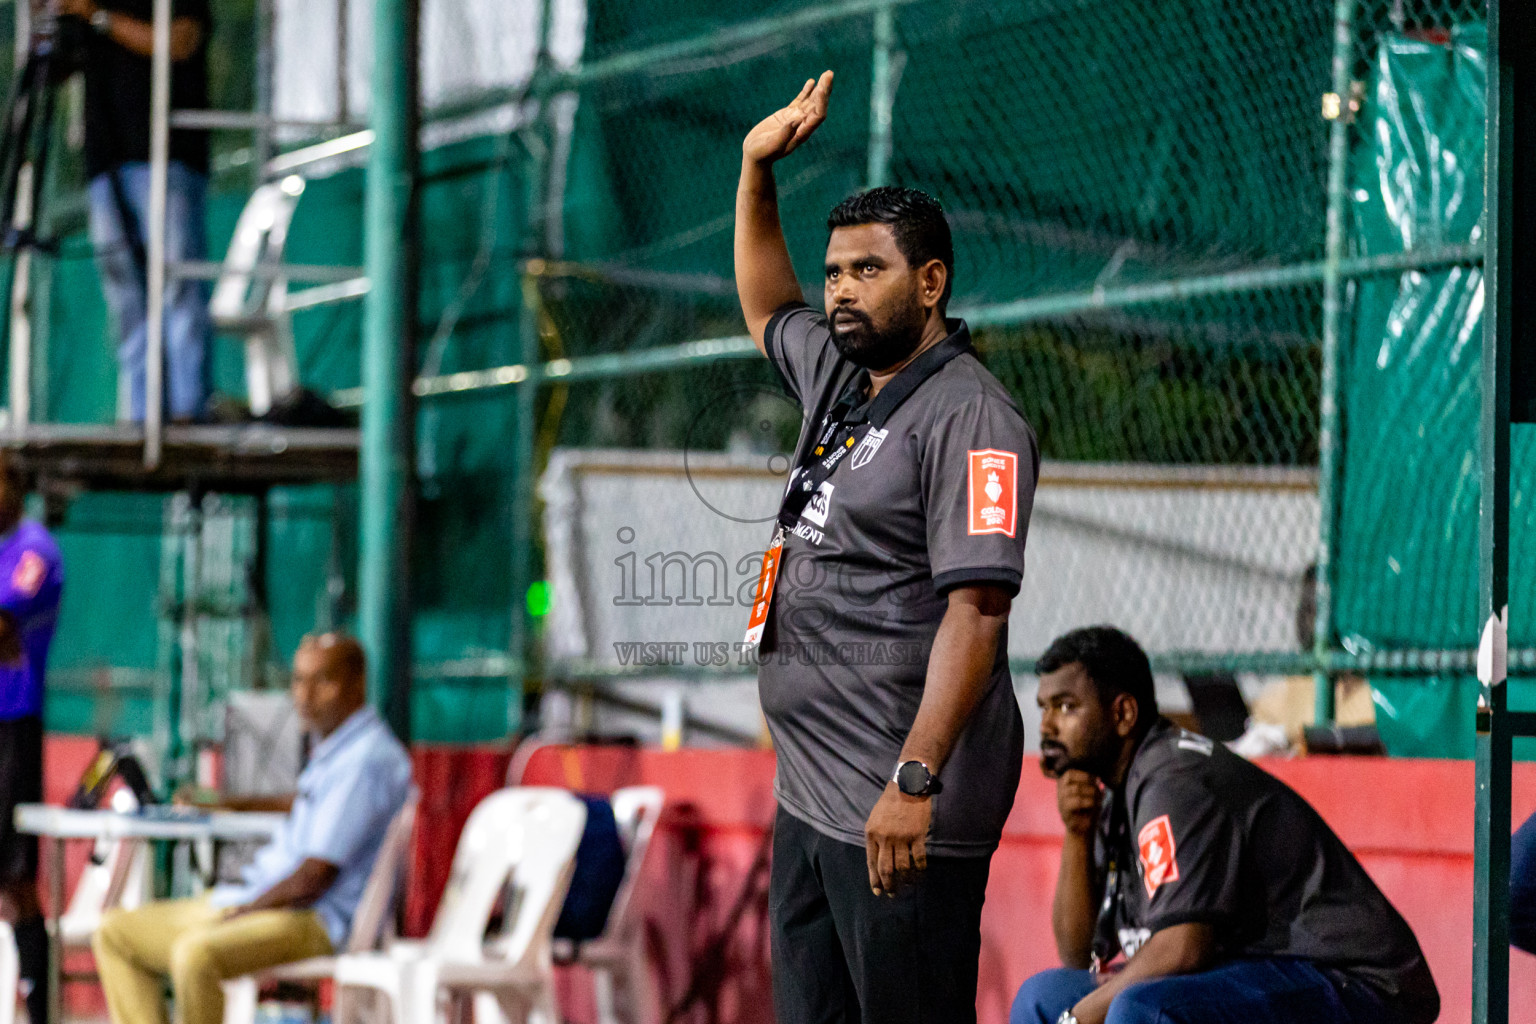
742,70,834,165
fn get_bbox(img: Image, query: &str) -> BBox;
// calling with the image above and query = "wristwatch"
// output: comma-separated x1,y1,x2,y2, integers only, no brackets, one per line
90,8,113,34
892,759,943,797
1056,1013,1079,1024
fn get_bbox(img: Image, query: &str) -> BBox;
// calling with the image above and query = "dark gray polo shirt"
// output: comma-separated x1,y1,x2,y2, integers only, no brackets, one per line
758,302,1038,856
1094,719,1440,1023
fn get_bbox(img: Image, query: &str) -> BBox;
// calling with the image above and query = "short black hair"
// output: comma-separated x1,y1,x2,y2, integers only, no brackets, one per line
1037,626,1158,726
827,186,954,310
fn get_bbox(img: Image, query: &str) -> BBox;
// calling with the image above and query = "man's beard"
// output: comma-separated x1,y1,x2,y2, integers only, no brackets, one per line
1039,740,1073,778
1039,733,1116,780
830,293,927,370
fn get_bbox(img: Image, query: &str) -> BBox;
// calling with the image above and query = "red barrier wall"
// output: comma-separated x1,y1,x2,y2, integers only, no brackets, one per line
514,747,1536,1024
36,737,1536,1024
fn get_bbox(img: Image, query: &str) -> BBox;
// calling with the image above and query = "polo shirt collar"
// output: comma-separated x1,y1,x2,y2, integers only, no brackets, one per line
1120,717,1175,796
308,705,379,766
841,318,974,430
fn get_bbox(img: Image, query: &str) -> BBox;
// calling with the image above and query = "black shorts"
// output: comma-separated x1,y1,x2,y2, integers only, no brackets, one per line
0,715,42,886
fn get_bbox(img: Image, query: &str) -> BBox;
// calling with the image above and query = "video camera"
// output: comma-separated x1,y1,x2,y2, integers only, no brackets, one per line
28,2,89,77
0,0,92,251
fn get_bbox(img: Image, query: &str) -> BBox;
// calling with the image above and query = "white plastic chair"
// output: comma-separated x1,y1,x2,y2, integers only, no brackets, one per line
209,177,305,416
334,788,586,1024
222,788,420,1024
59,834,152,949
551,786,663,1024
0,921,16,1024
60,786,153,988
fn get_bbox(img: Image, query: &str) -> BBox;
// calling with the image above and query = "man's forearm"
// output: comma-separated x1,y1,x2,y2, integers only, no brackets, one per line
899,587,1009,772
89,10,203,61
734,159,804,344
237,859,337,914
218,794,294,814
1071,924,1214,1024
1052,832,1100,969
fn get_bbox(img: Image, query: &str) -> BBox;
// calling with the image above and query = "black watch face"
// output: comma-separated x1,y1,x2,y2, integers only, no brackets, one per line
896,761,930,795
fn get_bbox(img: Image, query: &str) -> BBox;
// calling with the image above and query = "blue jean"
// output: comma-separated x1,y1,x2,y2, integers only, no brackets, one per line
1010,961,1390,1024
88,161,211,421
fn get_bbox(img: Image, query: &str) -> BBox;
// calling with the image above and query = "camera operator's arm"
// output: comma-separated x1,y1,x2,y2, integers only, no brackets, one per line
54,0,204,61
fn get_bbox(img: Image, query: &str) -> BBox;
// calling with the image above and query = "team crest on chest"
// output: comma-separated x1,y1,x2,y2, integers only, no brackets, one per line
851,428,888,469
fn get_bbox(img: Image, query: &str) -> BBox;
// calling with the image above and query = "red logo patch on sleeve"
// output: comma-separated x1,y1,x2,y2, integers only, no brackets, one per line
10,550,45,599
967,449,1018,536
1137,814,1180,899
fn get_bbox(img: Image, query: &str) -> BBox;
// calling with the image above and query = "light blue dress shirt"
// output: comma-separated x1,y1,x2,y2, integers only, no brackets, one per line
210,706,412,948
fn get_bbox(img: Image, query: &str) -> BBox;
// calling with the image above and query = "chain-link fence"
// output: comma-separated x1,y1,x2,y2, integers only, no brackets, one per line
10,0,1498,744
440,0,1483,695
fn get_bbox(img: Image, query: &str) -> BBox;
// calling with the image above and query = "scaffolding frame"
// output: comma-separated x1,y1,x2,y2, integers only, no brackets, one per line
0,0,374,800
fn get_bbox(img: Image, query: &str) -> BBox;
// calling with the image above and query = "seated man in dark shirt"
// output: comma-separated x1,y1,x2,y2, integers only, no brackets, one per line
1011,626,1439,1024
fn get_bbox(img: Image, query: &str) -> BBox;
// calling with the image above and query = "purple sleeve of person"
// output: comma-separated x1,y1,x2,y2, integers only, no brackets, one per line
0,521,64,623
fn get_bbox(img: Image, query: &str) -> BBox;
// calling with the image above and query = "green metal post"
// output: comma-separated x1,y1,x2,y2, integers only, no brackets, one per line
865,4,896,188
1474,0,1515,1019
506,0,556,737
1313,0,1357,726
506,270,540,737
359,0,419,740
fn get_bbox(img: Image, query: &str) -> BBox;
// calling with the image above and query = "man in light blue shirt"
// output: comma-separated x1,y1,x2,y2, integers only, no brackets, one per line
93,632,412,1024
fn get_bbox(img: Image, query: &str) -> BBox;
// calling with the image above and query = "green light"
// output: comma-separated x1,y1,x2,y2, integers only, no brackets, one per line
526,580,552,618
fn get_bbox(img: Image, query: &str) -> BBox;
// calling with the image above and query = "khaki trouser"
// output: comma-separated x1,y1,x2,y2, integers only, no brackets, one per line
92,897,333,1024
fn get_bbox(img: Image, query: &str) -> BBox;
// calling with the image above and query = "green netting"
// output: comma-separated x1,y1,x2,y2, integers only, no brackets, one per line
9,0,1503,745
1331,24,1536,758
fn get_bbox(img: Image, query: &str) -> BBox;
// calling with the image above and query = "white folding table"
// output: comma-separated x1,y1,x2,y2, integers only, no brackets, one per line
12,805,284,1024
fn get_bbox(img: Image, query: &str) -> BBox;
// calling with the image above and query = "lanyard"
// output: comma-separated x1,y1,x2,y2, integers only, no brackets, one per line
776,375,871,531
744,326,974,648
1091,790,1130,971
744,376,871,647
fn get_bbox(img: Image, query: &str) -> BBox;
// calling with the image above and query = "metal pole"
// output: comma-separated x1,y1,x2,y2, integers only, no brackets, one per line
13,0,28,66
333,245,1481,409
336,0,350,125
506,1,556,738
1474,0,1515,1019
8,163,32,428
1313,0,1357,726
358,0,419,740
176,491,203,785
45,837,62,1024
506,270,540,737
865,4,896,188
143,0,171,466
255,0,275,172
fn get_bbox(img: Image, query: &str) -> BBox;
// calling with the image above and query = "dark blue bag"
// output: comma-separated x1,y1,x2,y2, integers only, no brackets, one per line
553,794,627,941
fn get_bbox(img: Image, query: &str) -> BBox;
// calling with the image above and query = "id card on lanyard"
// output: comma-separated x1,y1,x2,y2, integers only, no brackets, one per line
740,329,972,648
742,379,869,648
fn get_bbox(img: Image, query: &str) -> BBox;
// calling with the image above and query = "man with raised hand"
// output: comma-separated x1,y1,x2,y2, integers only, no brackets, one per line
735,71,1039,1024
